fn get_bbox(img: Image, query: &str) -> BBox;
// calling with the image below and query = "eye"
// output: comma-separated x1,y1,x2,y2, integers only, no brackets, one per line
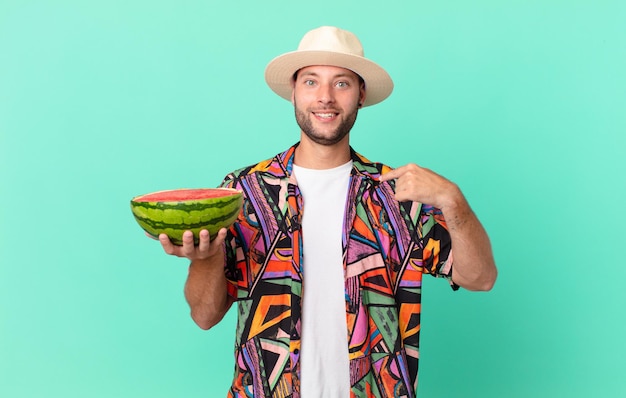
336,81,349,88
304,79,316,86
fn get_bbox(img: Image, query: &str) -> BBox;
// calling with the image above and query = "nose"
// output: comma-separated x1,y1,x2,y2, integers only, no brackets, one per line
317,83,335,105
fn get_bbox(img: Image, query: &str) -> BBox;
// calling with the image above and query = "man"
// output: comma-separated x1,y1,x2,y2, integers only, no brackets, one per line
158,26,497,398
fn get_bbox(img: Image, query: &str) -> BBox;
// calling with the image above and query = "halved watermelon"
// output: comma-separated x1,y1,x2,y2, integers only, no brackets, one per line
130,188,243,245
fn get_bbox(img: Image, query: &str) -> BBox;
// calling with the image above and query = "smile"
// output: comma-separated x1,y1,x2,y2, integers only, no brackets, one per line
313,112,338,119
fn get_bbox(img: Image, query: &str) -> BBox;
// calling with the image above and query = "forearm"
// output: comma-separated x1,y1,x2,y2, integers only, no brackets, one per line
441,187,497,291
184,254,233,330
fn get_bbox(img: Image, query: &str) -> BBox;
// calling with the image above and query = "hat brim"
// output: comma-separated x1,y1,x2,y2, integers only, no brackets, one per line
264,50,394,107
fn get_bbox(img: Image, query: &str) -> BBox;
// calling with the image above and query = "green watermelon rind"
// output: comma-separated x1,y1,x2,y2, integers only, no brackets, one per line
130,189,243,245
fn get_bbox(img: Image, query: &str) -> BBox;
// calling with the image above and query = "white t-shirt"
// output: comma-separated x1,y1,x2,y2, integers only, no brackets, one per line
293,161,352,398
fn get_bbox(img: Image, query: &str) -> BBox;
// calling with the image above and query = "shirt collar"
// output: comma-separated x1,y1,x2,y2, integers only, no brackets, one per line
276,143,386,182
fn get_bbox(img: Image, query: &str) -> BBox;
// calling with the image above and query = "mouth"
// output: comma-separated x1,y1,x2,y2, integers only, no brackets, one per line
312,111,339,121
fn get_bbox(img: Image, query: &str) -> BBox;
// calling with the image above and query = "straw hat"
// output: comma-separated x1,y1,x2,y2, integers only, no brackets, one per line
264,26,394,107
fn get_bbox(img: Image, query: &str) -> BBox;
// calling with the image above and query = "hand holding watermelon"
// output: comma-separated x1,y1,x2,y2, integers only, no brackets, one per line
130,191,239,329
157,228,227,261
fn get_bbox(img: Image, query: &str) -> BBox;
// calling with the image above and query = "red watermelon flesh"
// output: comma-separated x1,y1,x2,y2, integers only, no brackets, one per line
134,188,236,202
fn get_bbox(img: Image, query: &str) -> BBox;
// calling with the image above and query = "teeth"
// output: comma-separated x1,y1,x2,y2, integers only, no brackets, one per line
316,113,335,118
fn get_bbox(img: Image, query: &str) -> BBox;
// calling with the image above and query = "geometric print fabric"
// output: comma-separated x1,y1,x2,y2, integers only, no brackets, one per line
220,144,455,397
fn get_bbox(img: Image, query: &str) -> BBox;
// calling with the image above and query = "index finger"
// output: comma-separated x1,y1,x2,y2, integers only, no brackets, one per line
379,166,404,182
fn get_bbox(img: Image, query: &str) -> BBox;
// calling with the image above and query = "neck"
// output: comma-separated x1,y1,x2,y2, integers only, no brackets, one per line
294,134,351,169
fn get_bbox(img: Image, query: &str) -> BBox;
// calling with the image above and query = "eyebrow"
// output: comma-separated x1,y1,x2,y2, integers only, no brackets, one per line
298,71,359,81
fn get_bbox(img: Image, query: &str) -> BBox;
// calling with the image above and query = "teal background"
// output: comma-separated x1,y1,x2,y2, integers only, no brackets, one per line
1,0,625,397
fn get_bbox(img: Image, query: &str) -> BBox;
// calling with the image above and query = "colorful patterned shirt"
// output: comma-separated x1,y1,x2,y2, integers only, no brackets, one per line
220,144,455,397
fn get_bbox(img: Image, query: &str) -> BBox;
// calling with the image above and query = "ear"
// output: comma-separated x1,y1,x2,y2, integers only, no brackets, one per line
359,84,366,108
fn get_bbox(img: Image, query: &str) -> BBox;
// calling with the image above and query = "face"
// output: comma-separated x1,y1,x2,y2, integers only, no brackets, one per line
292,65,366,146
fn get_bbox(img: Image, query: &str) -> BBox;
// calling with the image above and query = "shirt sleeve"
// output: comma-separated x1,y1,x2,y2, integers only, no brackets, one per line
223,229,239,299
219,175,242,299
419,204,458,290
